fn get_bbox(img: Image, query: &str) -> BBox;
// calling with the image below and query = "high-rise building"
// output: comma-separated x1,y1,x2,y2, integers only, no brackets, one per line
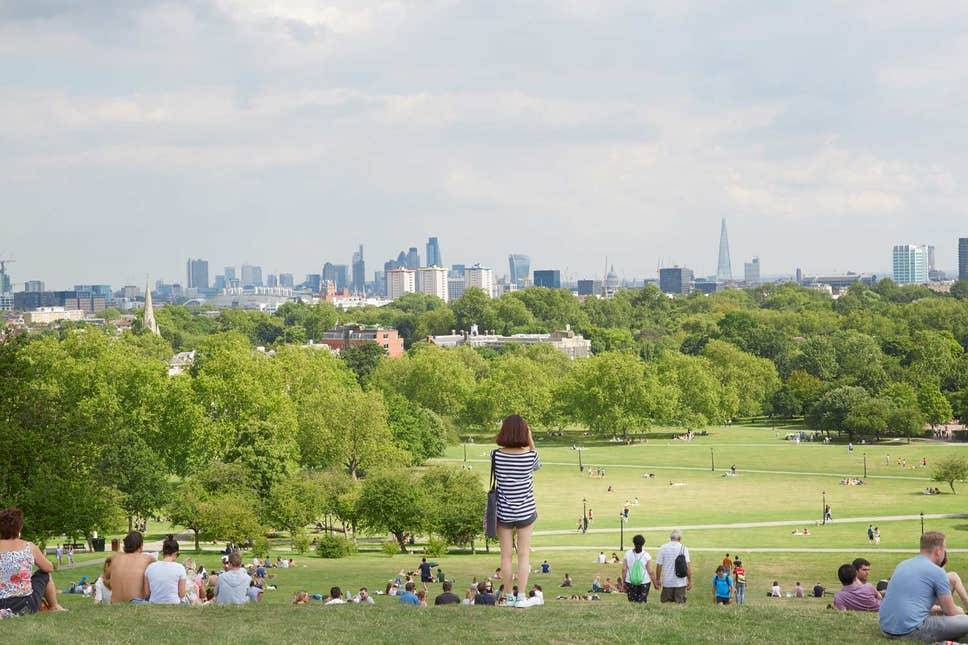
406,247,420,270
266,274,278,288
322,262,349,291
448,277,466,301
533,270,561,289
24,280,45,293
927,245,937,271
241,264,263,287
426,237,442,268
279,273,294,288
892,244,929,285
0,262,11,294
450,264,466,278
224,266,236,285
213,275,226,291
577,279,602,296
743,257,761,286
716,218,732,282
659,266,694,295
186,258,209,290
304,274,321,292
387,268,416,300
959,238,968,281
465,264,494,298
508,254,531,286
418,266,448,302
352,245,366,294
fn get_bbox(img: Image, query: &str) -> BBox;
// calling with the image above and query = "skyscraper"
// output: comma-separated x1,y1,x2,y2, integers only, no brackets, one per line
426,237,442,268
224,266,236,286
352,245,366,294
464,264,494,298
266,274,278,288
418,266,448,302
508,254,531,286
743,257,761,286
386,268,416,300
241,264,263,287
322,262,349,291
279,273,294,288
716,218,732,282
660,267,694,295
533,270,561,289
892,244,929,285
186,258,209,290
406,247,420,270
24,280,45,292
959,238,968,281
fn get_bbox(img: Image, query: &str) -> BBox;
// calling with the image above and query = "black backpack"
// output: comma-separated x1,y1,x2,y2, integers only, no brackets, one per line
674,545,688,578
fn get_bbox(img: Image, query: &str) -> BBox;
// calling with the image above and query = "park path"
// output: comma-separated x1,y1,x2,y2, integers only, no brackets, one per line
530,513,968,537
531,546,968,554
435,457,932,481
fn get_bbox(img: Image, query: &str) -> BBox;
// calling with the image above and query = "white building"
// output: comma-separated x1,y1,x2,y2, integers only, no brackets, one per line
892,244,929,285
23,307,85,325
417,266,449,302
387,268,416,301
464,264,494,298
429,326,591,359
744,257,761,286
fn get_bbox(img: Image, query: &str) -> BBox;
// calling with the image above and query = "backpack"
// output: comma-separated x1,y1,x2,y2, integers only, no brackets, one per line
628,552,647,586
674,545,688,579
735,568,746,585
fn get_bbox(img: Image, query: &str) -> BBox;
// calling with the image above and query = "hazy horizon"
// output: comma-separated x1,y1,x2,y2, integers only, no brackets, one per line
3,2,967,289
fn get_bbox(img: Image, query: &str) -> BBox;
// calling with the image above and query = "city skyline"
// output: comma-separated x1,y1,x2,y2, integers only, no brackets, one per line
3,3,968,286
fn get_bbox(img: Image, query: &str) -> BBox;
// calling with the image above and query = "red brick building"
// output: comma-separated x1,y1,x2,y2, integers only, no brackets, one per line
319,324,404,358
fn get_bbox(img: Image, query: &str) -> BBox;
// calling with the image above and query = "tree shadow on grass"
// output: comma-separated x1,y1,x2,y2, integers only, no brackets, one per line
952,524,968,532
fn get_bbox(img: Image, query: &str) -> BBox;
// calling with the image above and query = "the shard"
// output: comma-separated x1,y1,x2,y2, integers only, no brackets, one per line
716,218,733,282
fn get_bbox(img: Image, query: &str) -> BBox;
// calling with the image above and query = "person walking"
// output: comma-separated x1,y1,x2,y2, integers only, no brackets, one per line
622,535,656,604
493,415,540,608
655,529,692,603
733,559,747,605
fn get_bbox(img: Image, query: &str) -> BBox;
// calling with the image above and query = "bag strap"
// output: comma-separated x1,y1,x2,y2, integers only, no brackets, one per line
489,450,497,491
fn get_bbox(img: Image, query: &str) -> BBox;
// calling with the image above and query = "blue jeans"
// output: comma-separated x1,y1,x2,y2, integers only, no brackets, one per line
735,584,746,604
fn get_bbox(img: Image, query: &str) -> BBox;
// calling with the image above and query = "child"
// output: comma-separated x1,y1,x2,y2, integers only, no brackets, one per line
712,566,733,605
733,559,747,605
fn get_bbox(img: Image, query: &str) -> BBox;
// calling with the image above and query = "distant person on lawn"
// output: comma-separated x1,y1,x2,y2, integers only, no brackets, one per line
144,538,186,605
419,558,433,583
833,563,880,612
880,531,968,641
435,580,461,605
712,566,733,605
0,508,66,614
655,529,692,603
622,534,656,604
493,415,540,606
399,582,420,606
733,559,747,605
215,551,251,605
110,531,154,604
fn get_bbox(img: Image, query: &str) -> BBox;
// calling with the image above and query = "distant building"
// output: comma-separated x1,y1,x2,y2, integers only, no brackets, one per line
604,265,620,298
464,264,494,298
167,350,196,377
418,266,448,302
352,245,366,294
448,277,466,301
387,268,416,300
186,258,209,290
800,273,876,289
241,263,263,287
24,280,44,293
429,326,591,359
120,285,140,300
213,275,226,290
450,264,466,278
426,237,442,269
279,273,294,288
508,254,531,287
892,244,929,285
577,279,601,296
266,274,278,288
319,324,404,358
533,270,561,289
224,266,237,287
406,247,420,270
23,306,85,325
716,218,732,282
659,267,693,295
744,257,761,286
927,245,937,271
960,238,968,281
692,279,719,295
303,274,321,293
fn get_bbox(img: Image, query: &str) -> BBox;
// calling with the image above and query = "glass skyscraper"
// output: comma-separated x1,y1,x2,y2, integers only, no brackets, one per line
508,254,531,286
426,237,442,268
892,244,928,285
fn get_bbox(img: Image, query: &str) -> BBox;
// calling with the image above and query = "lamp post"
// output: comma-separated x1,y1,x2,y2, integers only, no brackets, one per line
463,442,467,467
710,447,715,472
619,512,624,552
822,490,827,525
863,452,867,479
582,498,588,534
578,448,584,473
921,512,925,537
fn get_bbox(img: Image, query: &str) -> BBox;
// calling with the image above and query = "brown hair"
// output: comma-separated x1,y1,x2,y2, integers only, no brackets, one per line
495,415,530,448
102,556,113,590
228,552,242,568
0,508,24,539
921,531,946,551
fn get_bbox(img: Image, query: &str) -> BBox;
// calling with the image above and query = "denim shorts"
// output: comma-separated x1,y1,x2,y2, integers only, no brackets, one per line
497,513,537,529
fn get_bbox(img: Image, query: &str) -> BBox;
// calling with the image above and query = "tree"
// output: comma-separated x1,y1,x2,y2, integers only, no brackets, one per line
843,397,890,441
951,280,968,301
702,339,781,419
317,389,408,478
340,341,387,385
463,354,557,430
100,436,171,531
451,288,493,333
357,470,428,552
202,492,264,545
421,467,485,552
265,471,327,544
771,371,825,418
917,383,953,429
806,386,870,436
385,393,448,465
371,343,477,418
167,480,209,551
794,337,838,380
656,352,727,426
932,455,968,493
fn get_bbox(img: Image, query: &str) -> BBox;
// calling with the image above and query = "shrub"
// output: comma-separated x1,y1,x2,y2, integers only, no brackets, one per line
251,536,271,559
316,535,354,559
292,533,310,555
381,540,401,557
424,536,448,557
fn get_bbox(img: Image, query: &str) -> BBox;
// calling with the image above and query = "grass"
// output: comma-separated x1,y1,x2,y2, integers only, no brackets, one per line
17,423,968,643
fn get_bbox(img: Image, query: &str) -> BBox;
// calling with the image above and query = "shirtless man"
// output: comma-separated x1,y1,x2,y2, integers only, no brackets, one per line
110,532,154,603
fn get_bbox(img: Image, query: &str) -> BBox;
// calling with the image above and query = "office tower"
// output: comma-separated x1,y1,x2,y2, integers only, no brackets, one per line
373,271,386,296
959,238,968,280
659,266,694,295
927,245,937,271
121,285,140,300
304,274,321,292
426,237,442,268
744,257,761,286
464,264,495,298
450,264,466,278
716,218,732,282
213,275,226,291
224,266,236,284
577,279,601,296
418,266,448,302
186,258,209,290
0,261,10,294
892,244,929,285
386,268,416,300
24,280,45,293
352,245,366,293
508,254,531,286
322,262,349,291
406,247,420,270
533,269,561,289
266,274,278,288
241,263,263,287
795,268,802,284
279,273,294,288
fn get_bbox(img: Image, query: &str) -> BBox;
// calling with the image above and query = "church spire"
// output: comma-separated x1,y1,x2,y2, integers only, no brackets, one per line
143,279,160,336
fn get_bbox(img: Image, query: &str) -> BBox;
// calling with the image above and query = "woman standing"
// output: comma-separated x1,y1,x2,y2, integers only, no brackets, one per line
0,508,66,614
493,415,540,607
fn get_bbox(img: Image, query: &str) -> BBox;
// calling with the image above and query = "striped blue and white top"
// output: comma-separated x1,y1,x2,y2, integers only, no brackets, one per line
493,449,541,523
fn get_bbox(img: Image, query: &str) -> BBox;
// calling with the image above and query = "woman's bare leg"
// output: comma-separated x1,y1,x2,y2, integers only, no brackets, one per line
516,524,534,593
44,578,66,611
497,526,514,601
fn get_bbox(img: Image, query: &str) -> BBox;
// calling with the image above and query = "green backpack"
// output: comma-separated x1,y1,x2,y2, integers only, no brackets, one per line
629,553,647,586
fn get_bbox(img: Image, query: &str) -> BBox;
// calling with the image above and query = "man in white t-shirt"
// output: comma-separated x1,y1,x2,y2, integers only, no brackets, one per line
654,529,692,603
597,551,607,564
623,534,657,603
145,538,187,605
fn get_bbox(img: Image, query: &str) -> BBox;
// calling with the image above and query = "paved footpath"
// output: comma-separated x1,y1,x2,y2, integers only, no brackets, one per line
532,545,968,553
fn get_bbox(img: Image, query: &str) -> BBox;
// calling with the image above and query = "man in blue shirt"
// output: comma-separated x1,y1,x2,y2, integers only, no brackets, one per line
398,582,420,606
880,531,968,641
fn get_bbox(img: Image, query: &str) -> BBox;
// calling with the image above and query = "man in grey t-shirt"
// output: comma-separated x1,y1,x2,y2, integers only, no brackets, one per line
214,552,252,605
879,531,968,641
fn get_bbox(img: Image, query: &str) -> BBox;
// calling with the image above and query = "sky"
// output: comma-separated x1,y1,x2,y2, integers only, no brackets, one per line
2,1,967,289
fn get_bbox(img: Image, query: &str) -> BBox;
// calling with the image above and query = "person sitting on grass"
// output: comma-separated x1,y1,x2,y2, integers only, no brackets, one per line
603,577,614,593
435,580,461,605
0,508,66,614
399,581,420,606
794,582,805,598
436,568,445,583
560,573,573,588
590,575,603,593
833,564,880,612
94,557,113,605
214,551,251,605
475,581,496,606
110,531,154,604
880,531,968,642
145,538,186,605
712,566,733,605
770,581,781,597
813,582,825,598
541,560,551,574
416,589,428,607
247,580,263,603
325,586,345,605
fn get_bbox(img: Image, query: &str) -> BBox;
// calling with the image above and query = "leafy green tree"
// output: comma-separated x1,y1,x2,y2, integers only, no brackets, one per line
885,404,925,440
371,343,477,418
100,436,171,532
806,386,870,436
265,471,327,544
340,341,387,384
385,393,447,464
951,280,968,301
917,383,953,429
421,467,485,552
932,455,968,493
357,469,428,552
832,331,888,392
702,339,781,418
794,337,839,380
167,480,210,551
843,397,890,441
464,354,557,430
771,371,825,418
656,352,726,426
451,288,494,333
202,492,264,545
